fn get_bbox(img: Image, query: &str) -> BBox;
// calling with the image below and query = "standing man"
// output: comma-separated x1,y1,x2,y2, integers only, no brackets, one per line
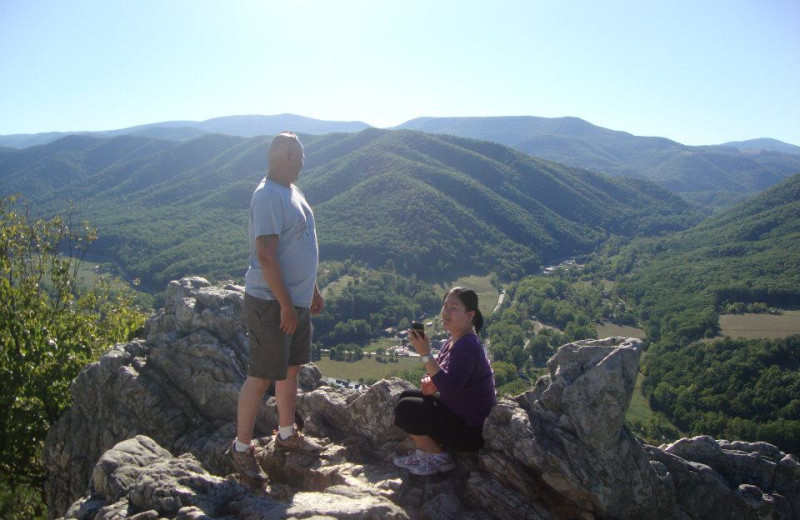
229,131,324,485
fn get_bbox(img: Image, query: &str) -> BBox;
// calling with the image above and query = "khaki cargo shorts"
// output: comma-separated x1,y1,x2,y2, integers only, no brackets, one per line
244,292,312,380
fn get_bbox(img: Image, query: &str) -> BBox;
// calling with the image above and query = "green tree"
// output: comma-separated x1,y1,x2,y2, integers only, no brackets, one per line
491,361,519,388
0,195,146,515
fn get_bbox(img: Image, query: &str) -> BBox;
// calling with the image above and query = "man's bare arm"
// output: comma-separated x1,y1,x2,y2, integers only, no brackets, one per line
256,234,298,334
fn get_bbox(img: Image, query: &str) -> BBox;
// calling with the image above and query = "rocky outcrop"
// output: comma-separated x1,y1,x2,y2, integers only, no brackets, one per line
45,278,258,516
65,435,406,520
45,278,800,520
481,338,678,519
645,436,798,519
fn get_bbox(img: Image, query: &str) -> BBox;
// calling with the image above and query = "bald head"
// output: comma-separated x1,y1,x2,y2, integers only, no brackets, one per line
267,132,304,185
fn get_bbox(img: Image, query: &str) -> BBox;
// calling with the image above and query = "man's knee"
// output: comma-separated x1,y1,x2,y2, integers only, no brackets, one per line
243,376,272,394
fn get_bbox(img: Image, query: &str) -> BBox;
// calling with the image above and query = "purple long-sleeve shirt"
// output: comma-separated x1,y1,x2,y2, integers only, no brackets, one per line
431,333,497,428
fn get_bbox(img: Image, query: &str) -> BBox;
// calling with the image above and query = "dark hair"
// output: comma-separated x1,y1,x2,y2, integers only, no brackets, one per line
445,287,484,333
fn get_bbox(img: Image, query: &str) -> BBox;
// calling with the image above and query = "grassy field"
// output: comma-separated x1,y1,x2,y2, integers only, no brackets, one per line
719,311,800,339
596,322,646,339
60,259,119,292
532,320,561,333
314,356,423,382
571,280,593,291
626,371,654,425
53,259,155,308
624,352,680,438
601,280,616,292
362,336,401,353
320,274,355,299
434,274,499,315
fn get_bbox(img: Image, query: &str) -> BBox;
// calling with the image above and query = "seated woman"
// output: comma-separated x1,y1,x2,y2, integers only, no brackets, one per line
393,287,497,475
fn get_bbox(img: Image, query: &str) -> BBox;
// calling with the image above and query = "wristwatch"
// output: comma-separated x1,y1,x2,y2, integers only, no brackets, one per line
420,354,432,364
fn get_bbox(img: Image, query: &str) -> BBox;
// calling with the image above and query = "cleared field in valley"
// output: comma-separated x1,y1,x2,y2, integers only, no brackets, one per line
596,322,646,339
719,311,800,339
314,356,422,382
435,274,499,315
320,274,355,298
533,320,561,333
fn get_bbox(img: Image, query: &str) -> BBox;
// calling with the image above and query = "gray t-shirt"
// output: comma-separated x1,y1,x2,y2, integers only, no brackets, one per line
244,178,319,307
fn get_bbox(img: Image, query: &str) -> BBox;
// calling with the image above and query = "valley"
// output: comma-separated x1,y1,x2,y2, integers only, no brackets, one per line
1,122,798,454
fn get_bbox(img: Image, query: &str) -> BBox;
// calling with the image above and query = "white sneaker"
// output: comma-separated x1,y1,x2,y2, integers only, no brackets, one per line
393,449,426,470
408,452,455,475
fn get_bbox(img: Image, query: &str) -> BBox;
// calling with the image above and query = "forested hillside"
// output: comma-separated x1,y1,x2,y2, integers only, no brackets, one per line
594,174,800,452
0,129,699,291
398,116,800,206
304,130,699,280
9,113,799,208
608,173,800,343
644,335,800,453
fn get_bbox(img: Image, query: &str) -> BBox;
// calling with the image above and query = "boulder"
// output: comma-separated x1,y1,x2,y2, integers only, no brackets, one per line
481,338,679,519
61,435,406,520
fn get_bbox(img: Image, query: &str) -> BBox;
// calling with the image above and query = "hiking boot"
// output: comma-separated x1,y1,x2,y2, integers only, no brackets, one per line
393,449,426,470
227,442,268,485
408,452,455,476
275,430,323,454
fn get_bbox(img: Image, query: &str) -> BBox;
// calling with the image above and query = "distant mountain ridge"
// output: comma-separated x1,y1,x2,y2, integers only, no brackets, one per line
0,129,699,290
4,113,798,207
0,114,372,149
396,116,800,207
721,138,800,155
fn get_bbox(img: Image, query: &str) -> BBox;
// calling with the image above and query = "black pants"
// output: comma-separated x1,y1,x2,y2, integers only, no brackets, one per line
393,389,484,451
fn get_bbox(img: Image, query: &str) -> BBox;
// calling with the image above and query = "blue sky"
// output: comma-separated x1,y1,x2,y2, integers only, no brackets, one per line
1,0,798,145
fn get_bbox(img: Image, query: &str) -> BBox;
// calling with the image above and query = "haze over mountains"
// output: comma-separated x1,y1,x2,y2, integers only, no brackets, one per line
0,114,371,149
4,113,798,208
0,129,699,291
721,138,800,155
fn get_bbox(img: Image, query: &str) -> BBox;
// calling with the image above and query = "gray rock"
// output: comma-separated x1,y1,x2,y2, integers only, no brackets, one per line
481,337,680,520
665,436,778,491
645,446,753,519
661,435,799,518
463,472,558,520
775,454,800,517
45,278,320,517
62,435,406,520
92,436,174,502
297,377,414,453
287,486,406,519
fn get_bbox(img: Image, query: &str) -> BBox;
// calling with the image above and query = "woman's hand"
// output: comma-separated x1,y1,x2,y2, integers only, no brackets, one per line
408,328,431,356
420,375,437,396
